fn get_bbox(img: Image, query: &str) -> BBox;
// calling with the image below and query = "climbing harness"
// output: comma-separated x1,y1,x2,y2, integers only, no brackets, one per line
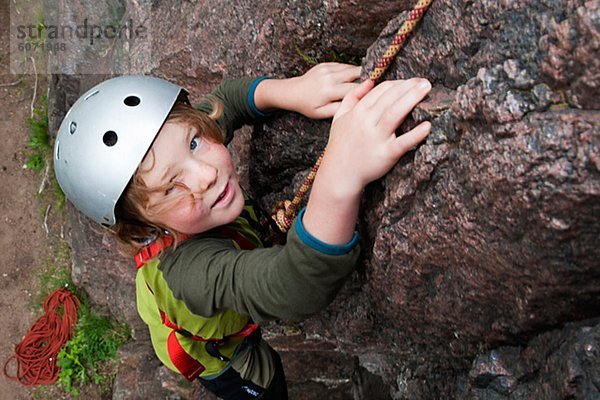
135,229,260,381
272,0,434,233
137,249,260,380
3,288,79,386
133,197,264,381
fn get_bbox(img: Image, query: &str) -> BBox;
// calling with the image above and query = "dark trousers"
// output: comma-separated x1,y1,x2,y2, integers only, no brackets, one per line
199,348,288,400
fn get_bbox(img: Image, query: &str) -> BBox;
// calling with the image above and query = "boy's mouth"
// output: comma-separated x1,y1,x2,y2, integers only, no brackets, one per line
211,182,232,209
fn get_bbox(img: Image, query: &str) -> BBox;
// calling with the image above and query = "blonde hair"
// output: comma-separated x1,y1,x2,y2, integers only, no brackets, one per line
113,100,224,254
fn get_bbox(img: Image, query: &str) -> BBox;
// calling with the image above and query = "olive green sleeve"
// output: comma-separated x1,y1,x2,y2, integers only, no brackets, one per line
158,221,360,323
193,77,270,145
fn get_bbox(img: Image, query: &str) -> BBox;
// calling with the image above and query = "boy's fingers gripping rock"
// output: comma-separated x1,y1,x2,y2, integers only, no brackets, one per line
358,80,409,110
394,121,431,157
377,79,431,132
315,101,343,118
327,82,362,103
319,62,360,74
333,79,374,122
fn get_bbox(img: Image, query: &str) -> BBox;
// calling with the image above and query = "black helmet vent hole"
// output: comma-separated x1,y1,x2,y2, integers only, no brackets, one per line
103,131,118,147
69,121,77,134
124,96,141,107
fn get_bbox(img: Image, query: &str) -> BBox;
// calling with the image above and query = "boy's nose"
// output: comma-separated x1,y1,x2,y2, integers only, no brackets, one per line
187,161,217,193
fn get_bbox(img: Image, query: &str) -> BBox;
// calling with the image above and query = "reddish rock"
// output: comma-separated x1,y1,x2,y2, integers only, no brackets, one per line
304,1,599,397
48,0,599,398
463,319,600,399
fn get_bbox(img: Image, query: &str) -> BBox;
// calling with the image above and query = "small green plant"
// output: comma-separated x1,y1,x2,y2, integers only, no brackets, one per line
57,299,130,395
25,4,46,48
25,152,45,171
25,94,50,171
323,49,362,66
24,93,66,209
25,22,47,47
294,43,362,67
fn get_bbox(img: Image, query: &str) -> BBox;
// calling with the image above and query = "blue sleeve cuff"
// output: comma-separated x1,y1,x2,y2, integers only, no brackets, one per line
247,76,272,118
294,208,359,255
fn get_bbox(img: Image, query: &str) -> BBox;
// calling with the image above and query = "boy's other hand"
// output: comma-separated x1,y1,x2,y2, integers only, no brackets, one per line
291,63,361,119
253,63,361,119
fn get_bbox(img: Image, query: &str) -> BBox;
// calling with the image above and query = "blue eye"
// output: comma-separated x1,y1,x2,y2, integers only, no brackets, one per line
165,178,176,195
190,136,201,151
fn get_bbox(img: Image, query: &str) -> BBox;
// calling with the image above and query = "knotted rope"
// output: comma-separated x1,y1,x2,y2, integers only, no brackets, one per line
3,288,80,386
272,0,434,232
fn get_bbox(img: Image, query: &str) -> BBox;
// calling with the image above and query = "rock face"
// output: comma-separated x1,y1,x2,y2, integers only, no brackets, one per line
464,318,599,399
47,0,599,398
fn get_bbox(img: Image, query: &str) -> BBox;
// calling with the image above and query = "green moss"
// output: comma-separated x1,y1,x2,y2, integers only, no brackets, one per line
29,240,71,310
322,49,362,66
24,94,66,210
294,43,362,67
51,173,66,209
294,43,319,66
25,94,50,172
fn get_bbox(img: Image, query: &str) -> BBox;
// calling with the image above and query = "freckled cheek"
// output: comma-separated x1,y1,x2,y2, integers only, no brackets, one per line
213,145,234,170
162,201,209,229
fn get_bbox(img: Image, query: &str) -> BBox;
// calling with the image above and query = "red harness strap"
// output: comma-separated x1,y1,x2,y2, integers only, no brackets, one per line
134,236,172,268
134,227,254,268
159,309,259,342
134,234,193,268
167,331,206,380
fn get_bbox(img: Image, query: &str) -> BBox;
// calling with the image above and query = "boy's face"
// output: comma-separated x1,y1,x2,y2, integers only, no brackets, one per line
138,121,244,234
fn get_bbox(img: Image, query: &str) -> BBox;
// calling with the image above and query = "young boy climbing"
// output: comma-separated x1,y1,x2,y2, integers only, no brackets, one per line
53,62,431,399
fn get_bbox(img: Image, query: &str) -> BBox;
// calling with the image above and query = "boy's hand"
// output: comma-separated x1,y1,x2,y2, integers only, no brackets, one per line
290,63,361,119
302,78,432,245
253,63,361,119
323,78,432,196
323,78,431,197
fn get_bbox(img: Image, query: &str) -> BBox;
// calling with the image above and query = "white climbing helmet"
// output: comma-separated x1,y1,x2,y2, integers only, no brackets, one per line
53,75,187,226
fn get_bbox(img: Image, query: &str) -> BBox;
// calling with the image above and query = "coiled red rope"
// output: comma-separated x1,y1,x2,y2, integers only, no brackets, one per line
3,287,79,386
